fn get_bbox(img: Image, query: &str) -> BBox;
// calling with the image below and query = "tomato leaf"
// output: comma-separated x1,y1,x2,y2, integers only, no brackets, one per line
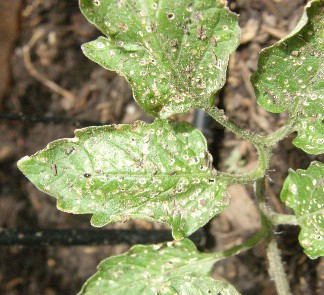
78,239,216,295
251,0,324,154
17,120,228,240
280,161,324,259
80,0,240,118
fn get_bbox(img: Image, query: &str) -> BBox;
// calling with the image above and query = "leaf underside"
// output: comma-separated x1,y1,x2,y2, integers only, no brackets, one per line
280,161,324,259
80,0,240,118
18,120,228,240
251,0,324,155
78,239,236,295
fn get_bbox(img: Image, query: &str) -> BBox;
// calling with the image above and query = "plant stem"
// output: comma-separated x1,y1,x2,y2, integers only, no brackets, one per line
201,105,264,146
263,123,296,146
216,143,271,184
263,99,301,146
200,103,300,148
255,178,273,230
197,228,267,266
255,178,292,295
267,240,292,295
198,104,272,184
254,178,299,226
201,178,296,292
269,213,299,226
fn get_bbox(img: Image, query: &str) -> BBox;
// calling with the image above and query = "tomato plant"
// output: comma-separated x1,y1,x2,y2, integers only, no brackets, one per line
18,0,323,294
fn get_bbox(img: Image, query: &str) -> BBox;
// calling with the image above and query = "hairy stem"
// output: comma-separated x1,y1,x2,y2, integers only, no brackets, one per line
263,123,297,146
201,102,300,148
270,213,299,226
263,114,299,146
254,178,299,226
267,240,292,295
255,178,292,295
261,98,301,146
201,105,264,146
216,142,271,184
198,104,271,184
200,103,297,294
255,178,273,229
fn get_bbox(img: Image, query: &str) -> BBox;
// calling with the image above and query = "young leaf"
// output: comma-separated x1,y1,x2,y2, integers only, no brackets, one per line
17,120,228,240
251,0,324,155
280,161,324,259
159,273,240,295
78,239,216,295
80,0,240,118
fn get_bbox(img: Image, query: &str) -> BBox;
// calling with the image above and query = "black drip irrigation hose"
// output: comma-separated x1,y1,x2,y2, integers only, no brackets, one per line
0,228,204,246
192,109,214,139
193,108,223,250
1,109,213,130
0,110,211,247
0,113,104,127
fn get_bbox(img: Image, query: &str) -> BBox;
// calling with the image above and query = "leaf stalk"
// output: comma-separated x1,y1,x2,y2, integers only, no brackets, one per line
201,105,265,146
209,228,268,262
215,141,271,185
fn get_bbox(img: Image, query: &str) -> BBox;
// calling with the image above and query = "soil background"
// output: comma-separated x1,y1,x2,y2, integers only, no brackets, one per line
0,0,323,294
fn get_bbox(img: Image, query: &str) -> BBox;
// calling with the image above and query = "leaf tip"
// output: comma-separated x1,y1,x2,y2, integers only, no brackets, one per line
17,156,31,171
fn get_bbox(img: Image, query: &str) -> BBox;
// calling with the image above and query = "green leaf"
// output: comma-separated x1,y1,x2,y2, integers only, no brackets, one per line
280,161,324,259
78,239,215,295
251,0,324,154
17,120,228,239
159,273,240,295
80,0,240,118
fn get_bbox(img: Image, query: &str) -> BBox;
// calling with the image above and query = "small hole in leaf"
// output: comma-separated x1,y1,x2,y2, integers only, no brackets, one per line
93,0,100,6
168,13,175,20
